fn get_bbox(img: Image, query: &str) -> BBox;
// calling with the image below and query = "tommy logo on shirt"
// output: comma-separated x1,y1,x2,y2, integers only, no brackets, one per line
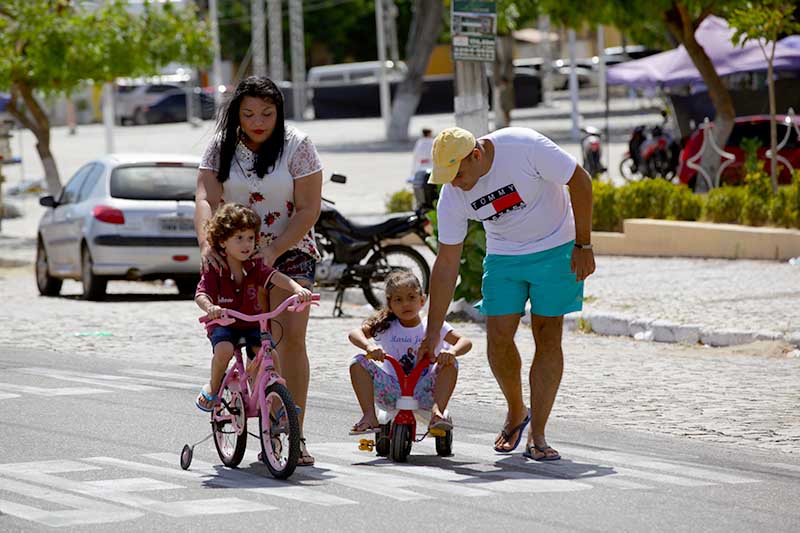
470,184,526,221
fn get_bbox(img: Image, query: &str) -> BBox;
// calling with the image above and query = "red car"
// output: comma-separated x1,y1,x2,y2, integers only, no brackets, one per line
678,115,800,189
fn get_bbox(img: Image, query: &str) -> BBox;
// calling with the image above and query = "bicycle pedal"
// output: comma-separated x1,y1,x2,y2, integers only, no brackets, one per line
429,428,446,438
358,439,375,452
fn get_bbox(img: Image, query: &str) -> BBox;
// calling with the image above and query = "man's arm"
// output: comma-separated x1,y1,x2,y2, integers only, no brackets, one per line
566,165,596,281
424,242,463,340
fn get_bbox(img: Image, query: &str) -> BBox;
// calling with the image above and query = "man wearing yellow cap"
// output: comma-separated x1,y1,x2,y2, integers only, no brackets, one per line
418,126,595,461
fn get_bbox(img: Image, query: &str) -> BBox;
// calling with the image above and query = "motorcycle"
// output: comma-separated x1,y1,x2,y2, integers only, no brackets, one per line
314,172,437,316
619,124,681,182
580,126,606,178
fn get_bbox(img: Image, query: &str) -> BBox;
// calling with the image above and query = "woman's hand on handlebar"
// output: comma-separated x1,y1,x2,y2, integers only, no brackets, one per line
366,345,386,362
206,304,224,319
201,242,226,273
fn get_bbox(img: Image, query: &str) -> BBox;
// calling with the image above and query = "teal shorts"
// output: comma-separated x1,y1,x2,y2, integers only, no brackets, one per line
477,240,584,317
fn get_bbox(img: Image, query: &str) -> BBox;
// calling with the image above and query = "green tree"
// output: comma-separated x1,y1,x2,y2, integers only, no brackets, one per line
729,1,800,193
536,1,746,189
0,0,212,194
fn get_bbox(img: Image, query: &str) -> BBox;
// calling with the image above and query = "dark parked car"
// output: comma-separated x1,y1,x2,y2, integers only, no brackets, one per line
678,115,800,189
142,91,216,124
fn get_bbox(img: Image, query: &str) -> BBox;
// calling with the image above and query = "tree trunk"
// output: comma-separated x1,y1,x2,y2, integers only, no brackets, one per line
665,5,735,190
492,34,515,129
387,0,444,141
7,82,61,194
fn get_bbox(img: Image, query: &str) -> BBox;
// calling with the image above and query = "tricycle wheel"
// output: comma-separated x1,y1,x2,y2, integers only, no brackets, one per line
180,444,193,470
390,423,412,463
375,422,391,457
435,430,453,457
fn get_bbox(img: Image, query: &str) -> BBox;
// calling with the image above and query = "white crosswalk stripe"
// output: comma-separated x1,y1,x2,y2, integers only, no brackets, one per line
0,382,110,397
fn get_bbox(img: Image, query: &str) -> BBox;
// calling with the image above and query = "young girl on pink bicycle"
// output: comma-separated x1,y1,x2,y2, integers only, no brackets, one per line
195,203,313,411
347,270,472,434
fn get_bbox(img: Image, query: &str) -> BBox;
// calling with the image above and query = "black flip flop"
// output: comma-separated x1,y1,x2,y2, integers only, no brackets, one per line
493,410,530,453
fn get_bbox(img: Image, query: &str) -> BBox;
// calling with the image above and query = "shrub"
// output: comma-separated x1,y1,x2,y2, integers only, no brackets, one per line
768,187,793,228
616,178,674,221
666,185,703,221
702,187,744,223
385,189,414,213
592,180,621,232
741,171,772,226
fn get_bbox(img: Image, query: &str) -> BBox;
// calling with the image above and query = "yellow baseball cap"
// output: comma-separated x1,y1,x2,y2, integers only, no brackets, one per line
429,127,477,184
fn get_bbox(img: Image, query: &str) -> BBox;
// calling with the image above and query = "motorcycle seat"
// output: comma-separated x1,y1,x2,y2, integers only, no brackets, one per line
345,212,417,239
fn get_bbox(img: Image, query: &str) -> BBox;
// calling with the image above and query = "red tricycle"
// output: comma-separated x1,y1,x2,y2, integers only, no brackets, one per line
359,354,453,462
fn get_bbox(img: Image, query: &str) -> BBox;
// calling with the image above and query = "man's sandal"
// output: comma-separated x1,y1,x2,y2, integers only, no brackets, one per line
493,410,530,453
522,442,561,461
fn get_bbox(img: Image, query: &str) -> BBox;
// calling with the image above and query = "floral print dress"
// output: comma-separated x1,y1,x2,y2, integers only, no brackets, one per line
200,125,323,260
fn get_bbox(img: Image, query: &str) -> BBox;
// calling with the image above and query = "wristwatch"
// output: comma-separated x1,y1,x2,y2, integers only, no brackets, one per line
574,243,593,250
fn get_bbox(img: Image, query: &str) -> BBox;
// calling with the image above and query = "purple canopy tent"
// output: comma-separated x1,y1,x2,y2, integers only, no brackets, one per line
607,16,800,88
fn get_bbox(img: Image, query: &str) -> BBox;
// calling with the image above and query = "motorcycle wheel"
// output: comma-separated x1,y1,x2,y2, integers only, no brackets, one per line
362,244,431,310
619,156,638,183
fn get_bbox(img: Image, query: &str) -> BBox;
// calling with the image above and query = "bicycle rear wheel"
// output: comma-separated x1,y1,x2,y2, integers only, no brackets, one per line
618,156,638,183
259,383,300,479
212,383,247,467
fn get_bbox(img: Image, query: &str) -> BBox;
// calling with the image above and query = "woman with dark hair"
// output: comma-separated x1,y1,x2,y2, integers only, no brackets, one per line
194,76,323,466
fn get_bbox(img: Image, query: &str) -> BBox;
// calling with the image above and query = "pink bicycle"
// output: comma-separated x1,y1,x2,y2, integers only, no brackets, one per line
180,293,320,479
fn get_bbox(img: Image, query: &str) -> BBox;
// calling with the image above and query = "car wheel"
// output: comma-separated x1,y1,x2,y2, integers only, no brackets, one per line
35,238,62,296
81,245,107,301
133,108,147,126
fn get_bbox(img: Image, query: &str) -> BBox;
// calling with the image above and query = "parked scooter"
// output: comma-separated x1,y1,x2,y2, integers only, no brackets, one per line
314,172,437,316
581,126,606,178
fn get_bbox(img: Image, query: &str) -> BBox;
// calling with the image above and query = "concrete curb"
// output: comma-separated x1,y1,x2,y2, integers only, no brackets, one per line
444,299,800,349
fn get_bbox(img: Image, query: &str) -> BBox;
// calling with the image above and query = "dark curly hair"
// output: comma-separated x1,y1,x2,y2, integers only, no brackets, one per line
204,203,261,254
215,76,286,182
363,271,424,337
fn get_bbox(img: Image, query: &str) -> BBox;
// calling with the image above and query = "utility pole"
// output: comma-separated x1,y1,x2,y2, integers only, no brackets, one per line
375,0,391,132
451,0,496,136
102,83,115,153
537,15,553,106
597,25,606,104
268,0,284,81
252,0,267,77
289,0,306,119
209,0,223,107
568,28,580,141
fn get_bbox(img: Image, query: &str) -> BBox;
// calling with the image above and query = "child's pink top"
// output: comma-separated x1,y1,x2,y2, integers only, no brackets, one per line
196,257,277,333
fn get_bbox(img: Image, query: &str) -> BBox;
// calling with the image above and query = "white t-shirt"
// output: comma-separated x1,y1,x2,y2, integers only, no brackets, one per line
437,127,578,255
411,137,434,174
372,319,453,380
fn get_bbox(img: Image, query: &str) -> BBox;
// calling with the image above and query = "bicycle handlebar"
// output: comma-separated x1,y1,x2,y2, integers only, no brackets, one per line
199,294,321,326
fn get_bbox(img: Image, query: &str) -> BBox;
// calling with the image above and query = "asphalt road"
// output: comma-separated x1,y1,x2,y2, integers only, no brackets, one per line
1,347,798,533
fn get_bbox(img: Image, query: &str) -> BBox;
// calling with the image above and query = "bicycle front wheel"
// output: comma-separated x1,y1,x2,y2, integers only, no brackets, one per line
362,245,431,310
212,383,247,467
259,383,301,479
618,156,638,183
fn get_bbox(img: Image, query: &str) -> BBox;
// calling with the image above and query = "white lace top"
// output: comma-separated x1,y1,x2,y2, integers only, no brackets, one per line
200,125,323,260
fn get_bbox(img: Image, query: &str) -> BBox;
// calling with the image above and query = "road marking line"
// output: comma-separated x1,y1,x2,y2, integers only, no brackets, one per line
0,382,111,397
0,478,142,528
0,458,270,517
84,477,184,492
0,392,21,400
765,463,800,474
96,453,358,507
17,368,160,391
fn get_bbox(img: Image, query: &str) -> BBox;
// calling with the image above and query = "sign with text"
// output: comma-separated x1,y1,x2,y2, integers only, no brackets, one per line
451,0,497,62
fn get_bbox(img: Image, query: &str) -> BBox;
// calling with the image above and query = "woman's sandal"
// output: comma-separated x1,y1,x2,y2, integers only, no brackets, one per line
298,438,315,466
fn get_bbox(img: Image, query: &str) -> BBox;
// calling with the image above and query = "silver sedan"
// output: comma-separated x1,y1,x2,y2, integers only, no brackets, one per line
36,154,202,300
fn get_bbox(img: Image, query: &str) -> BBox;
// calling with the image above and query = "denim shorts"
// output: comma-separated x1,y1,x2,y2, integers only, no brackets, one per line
209,325,262,358
477,240,584,317
273,249,316,286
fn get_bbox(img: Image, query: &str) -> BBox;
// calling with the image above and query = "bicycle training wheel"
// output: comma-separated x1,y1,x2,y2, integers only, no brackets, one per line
259,383,301,479
362,245,431,310
212,383,247,467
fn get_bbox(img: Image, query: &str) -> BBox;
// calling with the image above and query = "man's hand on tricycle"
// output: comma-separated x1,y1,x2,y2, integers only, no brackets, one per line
417,335,437,363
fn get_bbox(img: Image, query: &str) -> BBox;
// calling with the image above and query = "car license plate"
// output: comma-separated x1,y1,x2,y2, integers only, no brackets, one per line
160,218,194,232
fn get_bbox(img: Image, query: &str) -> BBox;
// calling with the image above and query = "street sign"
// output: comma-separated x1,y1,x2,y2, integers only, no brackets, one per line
451,0,497,62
